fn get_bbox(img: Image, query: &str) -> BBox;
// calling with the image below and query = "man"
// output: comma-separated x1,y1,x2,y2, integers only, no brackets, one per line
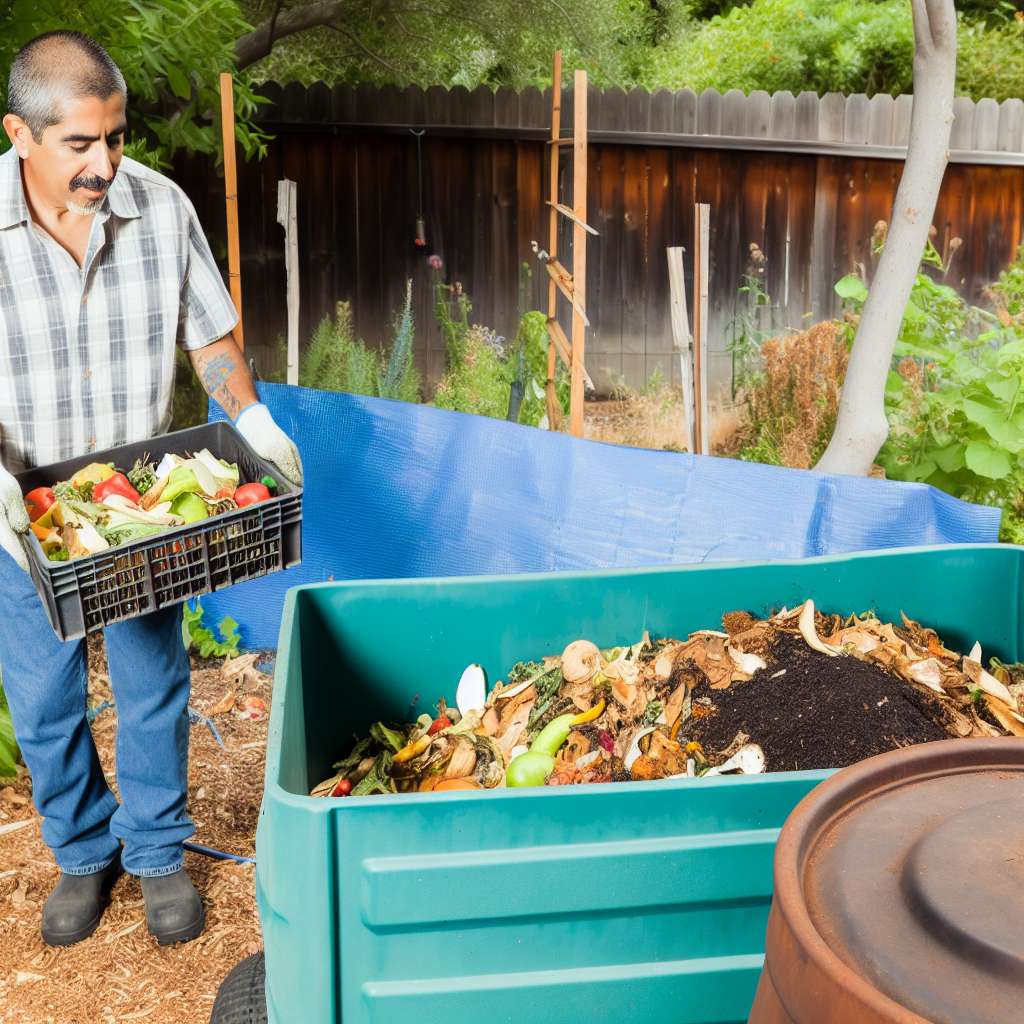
0,32,301,947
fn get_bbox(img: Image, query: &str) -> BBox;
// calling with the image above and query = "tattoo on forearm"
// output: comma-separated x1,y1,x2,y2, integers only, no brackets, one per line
197,352,242,418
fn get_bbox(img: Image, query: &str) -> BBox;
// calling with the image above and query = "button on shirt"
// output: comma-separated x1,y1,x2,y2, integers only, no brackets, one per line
0,147,238,472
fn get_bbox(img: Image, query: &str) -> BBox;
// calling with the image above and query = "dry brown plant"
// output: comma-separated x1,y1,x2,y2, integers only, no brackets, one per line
723,320,849,469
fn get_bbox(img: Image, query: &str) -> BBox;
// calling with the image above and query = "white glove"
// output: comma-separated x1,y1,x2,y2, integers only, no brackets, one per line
0,464,29,572
234,403,303,488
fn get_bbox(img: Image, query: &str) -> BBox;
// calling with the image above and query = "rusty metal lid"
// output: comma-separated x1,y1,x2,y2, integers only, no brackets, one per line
764,739,1024,1024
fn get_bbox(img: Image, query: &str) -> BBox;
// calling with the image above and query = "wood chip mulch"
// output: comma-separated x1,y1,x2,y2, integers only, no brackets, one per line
0,636,270,1024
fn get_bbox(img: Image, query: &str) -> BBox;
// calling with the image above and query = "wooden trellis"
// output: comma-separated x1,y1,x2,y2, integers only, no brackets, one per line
544,51,596,437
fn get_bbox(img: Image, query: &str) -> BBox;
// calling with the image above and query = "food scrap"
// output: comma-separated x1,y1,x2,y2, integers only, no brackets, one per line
313,601,1024,797
22,451,278,562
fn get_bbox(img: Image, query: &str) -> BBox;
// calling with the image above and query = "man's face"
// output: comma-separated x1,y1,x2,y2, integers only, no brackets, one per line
5,92,127,215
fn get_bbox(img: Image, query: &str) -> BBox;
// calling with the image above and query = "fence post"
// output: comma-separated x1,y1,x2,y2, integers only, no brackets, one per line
666,247,695,453
693,204,711,456
276,179,300,386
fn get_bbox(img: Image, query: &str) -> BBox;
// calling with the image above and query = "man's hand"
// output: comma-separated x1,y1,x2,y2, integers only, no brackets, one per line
234,403,303,488
0,465,30,572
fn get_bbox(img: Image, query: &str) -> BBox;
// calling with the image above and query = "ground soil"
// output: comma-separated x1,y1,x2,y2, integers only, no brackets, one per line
0,637,267,1024
692,633,951,771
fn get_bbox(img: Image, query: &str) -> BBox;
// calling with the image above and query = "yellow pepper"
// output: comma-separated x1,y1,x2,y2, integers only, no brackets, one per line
393,733,433,764
71,462,115,489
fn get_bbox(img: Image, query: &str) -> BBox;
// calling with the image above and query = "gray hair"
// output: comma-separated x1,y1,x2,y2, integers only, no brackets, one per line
8,31,126,143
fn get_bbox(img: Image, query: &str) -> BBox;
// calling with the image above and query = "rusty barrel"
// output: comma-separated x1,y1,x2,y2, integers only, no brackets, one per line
750,738,1024,1024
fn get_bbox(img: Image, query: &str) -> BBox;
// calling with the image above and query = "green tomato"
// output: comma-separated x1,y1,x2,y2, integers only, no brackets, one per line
506,750,555,788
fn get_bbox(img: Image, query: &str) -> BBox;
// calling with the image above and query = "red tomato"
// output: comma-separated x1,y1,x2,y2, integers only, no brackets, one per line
331,778,352,798
427,715,452,735
234,482,271,507
24,487,55,522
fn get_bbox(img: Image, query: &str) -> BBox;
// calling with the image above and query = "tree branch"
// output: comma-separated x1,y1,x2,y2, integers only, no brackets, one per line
236,0,348,69
323,24,409,78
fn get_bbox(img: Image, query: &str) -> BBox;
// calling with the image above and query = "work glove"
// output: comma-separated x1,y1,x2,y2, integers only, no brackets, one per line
0,463,29,573
234,403,303,488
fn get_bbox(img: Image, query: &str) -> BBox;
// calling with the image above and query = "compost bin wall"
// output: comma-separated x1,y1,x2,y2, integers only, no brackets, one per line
257,544,1024,1024
176,84,1024,395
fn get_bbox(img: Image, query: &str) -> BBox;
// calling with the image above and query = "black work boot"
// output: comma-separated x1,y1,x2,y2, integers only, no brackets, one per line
41,859,123,946
141,868,204,946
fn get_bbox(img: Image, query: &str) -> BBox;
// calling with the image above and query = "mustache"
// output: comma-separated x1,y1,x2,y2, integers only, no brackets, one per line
69,173,114,193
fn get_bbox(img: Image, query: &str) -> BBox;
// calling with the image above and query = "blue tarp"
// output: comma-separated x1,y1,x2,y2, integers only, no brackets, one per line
206,383,1002,649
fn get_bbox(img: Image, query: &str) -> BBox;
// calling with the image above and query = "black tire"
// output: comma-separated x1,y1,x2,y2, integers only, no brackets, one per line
210,952,268,1024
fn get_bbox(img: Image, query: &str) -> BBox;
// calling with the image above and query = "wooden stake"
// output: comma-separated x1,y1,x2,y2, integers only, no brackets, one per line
219,72,244,350
693,203,710,455
666,246,695,453
544,50,563,430
569,68,587,438
276,179,299,385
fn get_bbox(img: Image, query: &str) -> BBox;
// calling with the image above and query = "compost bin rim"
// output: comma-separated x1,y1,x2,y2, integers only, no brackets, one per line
283,542,1013,597
266,766,837,808
767,737,1024,1023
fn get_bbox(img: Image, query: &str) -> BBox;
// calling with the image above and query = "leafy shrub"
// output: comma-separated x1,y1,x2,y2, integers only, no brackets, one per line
636,0,1024,101
301,301,381,397
856,248,1024,543
298,289,421,402
431,271,568,426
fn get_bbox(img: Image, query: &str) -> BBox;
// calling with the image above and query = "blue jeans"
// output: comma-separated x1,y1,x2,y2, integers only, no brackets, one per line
0,548,194,877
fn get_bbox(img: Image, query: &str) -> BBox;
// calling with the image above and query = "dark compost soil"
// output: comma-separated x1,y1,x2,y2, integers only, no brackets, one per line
691,633,951,771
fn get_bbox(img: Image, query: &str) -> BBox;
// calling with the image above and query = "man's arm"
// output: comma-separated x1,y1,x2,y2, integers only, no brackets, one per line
188,335,257,420
187,334,303,486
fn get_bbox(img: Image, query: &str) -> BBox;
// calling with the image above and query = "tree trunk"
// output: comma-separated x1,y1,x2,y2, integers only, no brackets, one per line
815,0,957,476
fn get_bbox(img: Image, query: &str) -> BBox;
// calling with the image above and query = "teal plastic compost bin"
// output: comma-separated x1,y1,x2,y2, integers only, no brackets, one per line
257,544,1024,1024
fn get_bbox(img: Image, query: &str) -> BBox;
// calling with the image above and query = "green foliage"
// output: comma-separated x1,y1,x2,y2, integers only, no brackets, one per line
431,270,567,426
836,246,1024,542
991,244,1024,319
182,598,241,658
632,0,1024,101
298,294,422,402
636,0,917,96
433,323,512,419
0,0,269,168
508,308,571,427
0,678,19,779
243,0,649,90
301,302,378,396
956,17,1024,103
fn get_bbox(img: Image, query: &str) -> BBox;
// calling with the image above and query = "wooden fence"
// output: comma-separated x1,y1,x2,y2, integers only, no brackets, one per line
175,83,1024,394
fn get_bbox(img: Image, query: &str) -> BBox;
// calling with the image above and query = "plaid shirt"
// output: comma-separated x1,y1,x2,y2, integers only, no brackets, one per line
0,147,238,472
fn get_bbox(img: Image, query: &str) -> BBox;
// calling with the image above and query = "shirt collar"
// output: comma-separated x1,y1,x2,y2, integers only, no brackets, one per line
105,169,140,220
0,146,140,228
0,148,29,229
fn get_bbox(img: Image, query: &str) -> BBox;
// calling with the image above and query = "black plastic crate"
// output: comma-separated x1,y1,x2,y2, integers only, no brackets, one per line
15,421,302,641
